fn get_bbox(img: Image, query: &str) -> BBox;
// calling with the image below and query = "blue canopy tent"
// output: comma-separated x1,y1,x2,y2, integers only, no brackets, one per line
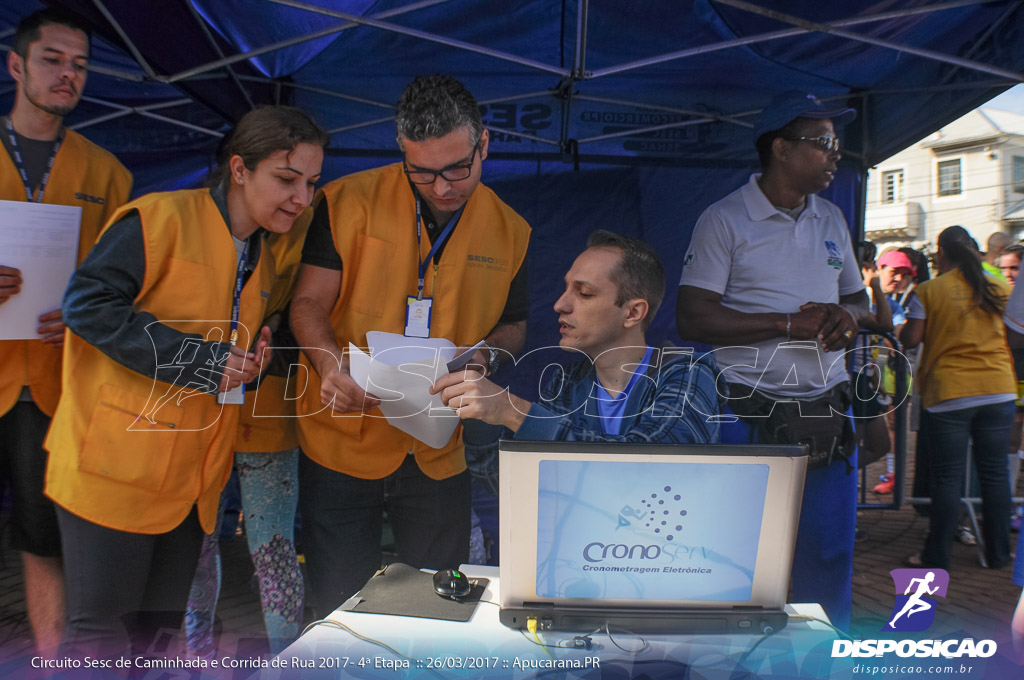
2,0,1022,556
3,0,1022,356
2,0,1023,397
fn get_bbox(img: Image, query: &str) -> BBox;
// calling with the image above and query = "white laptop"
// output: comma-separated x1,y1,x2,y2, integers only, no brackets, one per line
498,440,807,634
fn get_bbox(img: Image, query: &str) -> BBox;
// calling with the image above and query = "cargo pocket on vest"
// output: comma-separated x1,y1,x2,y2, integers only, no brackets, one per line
347,234,393,318
79,383,183,491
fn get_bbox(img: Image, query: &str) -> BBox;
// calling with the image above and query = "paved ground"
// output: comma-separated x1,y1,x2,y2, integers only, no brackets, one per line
0,454,1021,671
850,457,1022,644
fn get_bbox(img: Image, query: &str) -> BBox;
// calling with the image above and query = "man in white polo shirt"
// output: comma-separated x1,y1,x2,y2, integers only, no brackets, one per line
677,91,868,630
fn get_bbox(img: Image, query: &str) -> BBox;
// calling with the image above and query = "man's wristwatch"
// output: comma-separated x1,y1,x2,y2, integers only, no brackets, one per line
483,341,501,376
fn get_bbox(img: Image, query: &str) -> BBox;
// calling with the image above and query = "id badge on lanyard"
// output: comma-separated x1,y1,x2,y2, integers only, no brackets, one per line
405,296,432,338
218,240,249,405
405,198,461,338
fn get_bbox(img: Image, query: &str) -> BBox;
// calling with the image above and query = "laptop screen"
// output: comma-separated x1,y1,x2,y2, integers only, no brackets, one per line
499,441,807,612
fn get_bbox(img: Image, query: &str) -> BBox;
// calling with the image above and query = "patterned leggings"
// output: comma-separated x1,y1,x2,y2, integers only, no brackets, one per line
185,449,303,655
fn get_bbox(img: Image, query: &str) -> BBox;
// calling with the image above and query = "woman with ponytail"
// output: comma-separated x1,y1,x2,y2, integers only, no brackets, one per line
46,106,326,658
901,225,1015,569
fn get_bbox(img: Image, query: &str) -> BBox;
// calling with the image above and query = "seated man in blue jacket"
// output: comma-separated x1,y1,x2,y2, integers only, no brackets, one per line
432,230,719,442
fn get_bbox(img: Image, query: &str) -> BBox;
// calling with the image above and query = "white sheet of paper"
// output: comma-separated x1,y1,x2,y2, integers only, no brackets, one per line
347,331,463,449
0,200,82,340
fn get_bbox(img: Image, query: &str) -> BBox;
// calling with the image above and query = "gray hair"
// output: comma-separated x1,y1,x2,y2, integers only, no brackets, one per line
395,74,483,147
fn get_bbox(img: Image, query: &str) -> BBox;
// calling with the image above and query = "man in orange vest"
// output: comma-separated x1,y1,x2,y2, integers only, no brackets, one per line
291,74,531,616
0,9,131,655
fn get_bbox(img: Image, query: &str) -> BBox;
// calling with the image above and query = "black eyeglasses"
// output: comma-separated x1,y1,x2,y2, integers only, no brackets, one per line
403,141,481,184
782,135,840,152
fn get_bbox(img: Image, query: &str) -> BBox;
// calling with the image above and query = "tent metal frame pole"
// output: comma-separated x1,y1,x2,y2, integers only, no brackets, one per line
557,0,589,156
167,0,451,84
589,0,1000,79
479,90,561,105
939,0,1020,86
327,113,560,147
268,0,569,76
134,109,224,137
236,75,395,110
483,126,560,146
71,96,224,137
90,0,159,80
79,62,146,82
845,80,1018,96
858,91,871,241
241,76,560,112
184,0,255,110
574,0,588,79
327,115,396,135
590,27,801,79
717,0,1024,82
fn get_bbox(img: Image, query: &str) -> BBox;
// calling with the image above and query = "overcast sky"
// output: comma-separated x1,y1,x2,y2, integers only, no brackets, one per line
986,84,1024,113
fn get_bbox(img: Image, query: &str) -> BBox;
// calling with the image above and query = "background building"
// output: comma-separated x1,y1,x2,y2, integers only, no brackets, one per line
865,106,1024,252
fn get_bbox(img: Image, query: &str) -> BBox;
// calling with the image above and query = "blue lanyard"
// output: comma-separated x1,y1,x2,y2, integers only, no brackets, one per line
415,197,463,300
229,241,249,346
5,117,64,203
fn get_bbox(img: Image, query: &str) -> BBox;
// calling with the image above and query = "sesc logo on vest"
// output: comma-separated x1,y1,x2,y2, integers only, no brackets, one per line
75,192,106,204
466,253,510,273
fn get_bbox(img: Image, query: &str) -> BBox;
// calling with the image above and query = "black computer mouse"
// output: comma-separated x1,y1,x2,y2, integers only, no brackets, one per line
432,568,472,599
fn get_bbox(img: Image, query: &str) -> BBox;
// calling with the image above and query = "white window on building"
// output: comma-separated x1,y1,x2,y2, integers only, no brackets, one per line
937,159,961,196
1014,155,1024,194
882,170,904,203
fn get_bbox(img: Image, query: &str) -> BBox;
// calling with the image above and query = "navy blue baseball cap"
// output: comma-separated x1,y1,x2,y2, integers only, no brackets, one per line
753,91,856,142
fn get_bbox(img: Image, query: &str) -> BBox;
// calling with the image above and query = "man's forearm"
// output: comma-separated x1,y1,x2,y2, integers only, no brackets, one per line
678,300,787,345
290,296,343,376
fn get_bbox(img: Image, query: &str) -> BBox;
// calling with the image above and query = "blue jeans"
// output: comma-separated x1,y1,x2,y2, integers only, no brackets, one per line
299,453,470,618
921,400,1014,569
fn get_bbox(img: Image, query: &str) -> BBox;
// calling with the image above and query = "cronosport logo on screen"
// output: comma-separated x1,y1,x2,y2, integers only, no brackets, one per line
582,484,690,563
831,568,996,659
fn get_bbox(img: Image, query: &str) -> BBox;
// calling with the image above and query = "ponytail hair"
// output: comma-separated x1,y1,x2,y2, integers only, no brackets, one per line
937,225,1004,315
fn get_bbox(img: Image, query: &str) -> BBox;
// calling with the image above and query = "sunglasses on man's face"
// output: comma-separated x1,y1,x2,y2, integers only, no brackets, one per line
782,135,840,152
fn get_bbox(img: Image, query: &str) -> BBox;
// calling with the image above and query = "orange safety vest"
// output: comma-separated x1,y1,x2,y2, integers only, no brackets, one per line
915,270,1015,409
295,163,530,480
45,189,273,534
235,210,311,454
0,129,132,417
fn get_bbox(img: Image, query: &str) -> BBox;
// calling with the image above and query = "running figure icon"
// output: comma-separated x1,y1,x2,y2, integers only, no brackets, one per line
889,571,939,628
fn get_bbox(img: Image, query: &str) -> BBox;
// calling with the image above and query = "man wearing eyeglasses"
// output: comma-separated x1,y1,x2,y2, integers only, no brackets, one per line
677,91,868,630
291,74,531,617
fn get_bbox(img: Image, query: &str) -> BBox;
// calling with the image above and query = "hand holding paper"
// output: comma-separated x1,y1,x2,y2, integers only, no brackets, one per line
320,359,381,412
0,200,82,339
347,331,472,448
0,264,22,306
